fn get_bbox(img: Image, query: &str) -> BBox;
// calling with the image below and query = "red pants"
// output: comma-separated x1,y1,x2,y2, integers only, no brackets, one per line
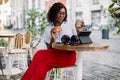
21,49,76,80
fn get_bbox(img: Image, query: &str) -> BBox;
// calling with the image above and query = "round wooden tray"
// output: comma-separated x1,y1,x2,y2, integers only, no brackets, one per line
52,43,109,51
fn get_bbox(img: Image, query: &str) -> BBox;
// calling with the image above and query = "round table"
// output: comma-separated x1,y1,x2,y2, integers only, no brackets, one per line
52,42,109,80
52,42,108,51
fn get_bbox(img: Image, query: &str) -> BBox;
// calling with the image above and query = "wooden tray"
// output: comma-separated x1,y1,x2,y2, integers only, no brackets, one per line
52,43,109,51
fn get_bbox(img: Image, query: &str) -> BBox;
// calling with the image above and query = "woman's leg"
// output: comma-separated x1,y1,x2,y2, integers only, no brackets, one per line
30,64,52,80
21,49,76,80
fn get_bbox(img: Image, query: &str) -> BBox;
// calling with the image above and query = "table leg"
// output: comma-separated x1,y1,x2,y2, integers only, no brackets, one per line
7,38,11,50
75,51,83,80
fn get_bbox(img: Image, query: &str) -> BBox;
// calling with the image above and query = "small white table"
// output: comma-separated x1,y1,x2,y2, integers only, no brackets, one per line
52,42,108,80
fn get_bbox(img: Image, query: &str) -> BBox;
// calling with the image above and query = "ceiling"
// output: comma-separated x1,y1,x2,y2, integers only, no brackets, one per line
0,0,9,5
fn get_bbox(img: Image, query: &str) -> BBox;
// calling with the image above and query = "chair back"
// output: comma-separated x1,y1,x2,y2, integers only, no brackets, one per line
14,33,24,49
24,31,31,45
24,31,32,66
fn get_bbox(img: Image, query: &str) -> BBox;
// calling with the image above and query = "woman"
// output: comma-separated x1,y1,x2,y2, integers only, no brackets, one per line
21,2,77,80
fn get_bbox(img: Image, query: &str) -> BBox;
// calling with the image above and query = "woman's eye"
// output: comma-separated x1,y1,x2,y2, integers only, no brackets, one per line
58,12,65,15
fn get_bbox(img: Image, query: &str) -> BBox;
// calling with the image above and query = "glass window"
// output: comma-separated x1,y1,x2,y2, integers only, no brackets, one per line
76,0,81,6
32,0,35,8
38,0,40,10
91,11,100,24
75,12,83,17
25,0,28,11
92,0,99,4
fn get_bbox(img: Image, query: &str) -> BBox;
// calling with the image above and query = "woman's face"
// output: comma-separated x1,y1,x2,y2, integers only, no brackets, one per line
56,8,66,23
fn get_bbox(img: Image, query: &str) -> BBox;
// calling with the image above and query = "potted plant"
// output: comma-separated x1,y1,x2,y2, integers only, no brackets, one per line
26,8,48,49
25,8,48,66
108,0,120,33
0,38,8,47
4,23,13,29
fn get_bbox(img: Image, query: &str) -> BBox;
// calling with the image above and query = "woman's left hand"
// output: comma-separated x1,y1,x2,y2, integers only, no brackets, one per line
50,26,62,39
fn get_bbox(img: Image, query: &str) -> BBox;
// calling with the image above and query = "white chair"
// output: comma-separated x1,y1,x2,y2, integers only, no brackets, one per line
3,33,25,79
23,31,32,67
5,31,31,79
8,33,26,68
46,51,83,80
46,65,77,80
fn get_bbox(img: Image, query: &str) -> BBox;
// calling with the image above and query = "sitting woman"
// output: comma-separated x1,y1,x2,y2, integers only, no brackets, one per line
21,2,77,80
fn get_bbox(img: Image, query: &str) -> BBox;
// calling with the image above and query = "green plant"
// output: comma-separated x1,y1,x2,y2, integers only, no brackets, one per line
108,0,120,33
0,38,8,47
4,23,13,29
26,8,48,48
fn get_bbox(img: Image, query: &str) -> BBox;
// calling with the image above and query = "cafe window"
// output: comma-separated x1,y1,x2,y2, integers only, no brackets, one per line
76,0,81,6
32,0,35,8
92,0,99,4
75,12,83,17
91,10,100,24
25,0,28,11
38,0,40,10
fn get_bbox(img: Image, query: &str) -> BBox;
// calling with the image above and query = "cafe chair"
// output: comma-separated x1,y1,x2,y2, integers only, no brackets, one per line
46,50,82,80
23,31,31,50
46,65,76,80
6,31,31,79
23,31,32,67
3,33,25,79
8,33,26,69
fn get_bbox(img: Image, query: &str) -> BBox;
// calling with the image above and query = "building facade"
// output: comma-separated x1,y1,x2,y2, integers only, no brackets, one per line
0,0,11,29
71,0,112,27
0,0,112,30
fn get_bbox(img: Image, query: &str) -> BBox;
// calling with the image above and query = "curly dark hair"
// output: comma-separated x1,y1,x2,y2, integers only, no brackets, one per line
47,2,67,23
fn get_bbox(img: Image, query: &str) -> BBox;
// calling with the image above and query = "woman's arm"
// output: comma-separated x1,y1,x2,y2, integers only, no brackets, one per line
46,27,61,49
46,37,55,49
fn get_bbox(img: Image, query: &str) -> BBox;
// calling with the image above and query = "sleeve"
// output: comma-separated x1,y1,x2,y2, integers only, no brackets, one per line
72,25,77,35
43,27,51,44
71,23,77,35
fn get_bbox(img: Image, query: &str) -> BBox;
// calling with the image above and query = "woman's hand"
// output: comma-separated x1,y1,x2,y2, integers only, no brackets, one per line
51,26,62,39
47,26,62,49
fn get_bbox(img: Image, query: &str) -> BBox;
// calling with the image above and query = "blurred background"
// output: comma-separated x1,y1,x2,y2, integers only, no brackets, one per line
0,0,117,31
0,0,120,80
